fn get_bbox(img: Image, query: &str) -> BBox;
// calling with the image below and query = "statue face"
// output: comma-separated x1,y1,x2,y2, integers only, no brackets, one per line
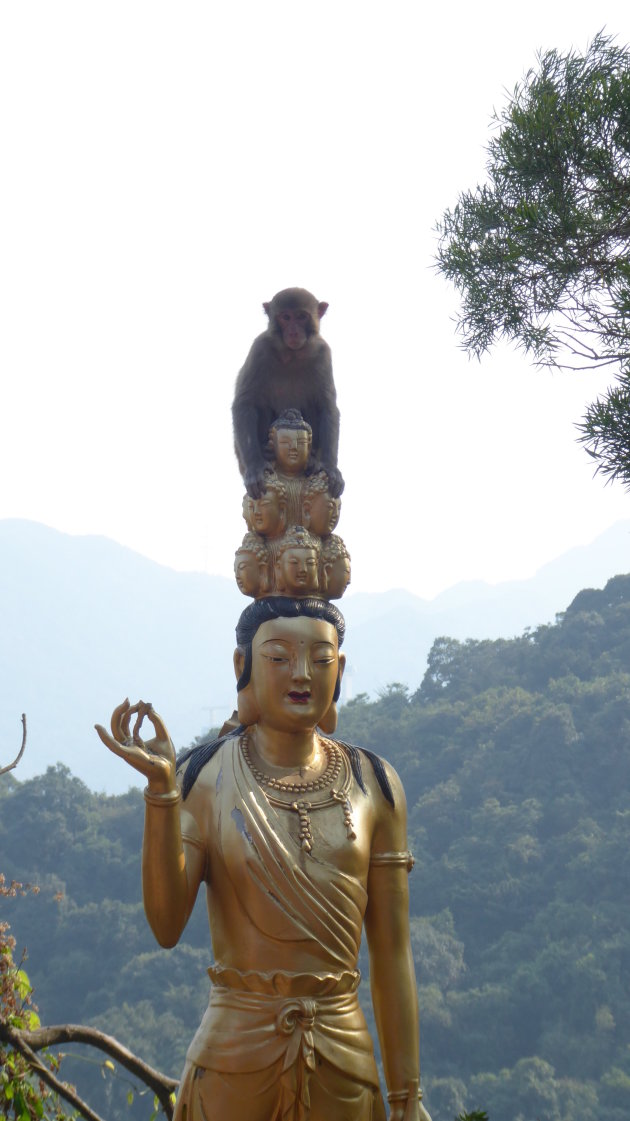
325,555,351,599
273,428,311,475
303,491,339,536
248,616,343,732
252,491,285,536
234,551,261,596
277,547,319,593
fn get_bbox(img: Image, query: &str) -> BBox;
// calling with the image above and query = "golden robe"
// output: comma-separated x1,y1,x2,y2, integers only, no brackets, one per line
174,739,386,1121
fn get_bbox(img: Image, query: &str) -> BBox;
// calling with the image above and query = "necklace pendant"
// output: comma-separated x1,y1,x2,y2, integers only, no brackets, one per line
332,790,356,841
292,799,314,853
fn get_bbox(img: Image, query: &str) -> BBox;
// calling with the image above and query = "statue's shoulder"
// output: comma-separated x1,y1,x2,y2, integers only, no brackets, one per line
177,732,239,800
335,739,402,809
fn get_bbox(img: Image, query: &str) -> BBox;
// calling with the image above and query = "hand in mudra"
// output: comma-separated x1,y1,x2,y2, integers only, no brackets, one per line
95,699,176,794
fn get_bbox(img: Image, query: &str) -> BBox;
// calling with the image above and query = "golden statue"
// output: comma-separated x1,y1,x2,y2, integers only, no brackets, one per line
95,597,430,1121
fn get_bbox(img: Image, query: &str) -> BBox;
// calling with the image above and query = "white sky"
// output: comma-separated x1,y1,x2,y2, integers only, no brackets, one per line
1,1,629,600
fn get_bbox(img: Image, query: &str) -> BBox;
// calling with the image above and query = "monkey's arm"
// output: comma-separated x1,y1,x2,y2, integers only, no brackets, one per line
232,397,269,497
232,340,274,498
310,344,344,496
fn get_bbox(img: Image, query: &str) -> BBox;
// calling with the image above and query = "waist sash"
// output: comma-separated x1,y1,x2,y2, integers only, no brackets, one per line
186,964,380,1118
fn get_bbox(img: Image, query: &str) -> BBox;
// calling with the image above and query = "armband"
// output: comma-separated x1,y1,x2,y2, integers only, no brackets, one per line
370,849,415,872
144,787,181,807
387,1087,423,1103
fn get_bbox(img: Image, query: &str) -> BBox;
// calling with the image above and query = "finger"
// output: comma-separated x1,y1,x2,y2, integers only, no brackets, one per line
95,723,141,763
110,698,131,741
132,700,153,745
142,706,171,746
120,702,140,741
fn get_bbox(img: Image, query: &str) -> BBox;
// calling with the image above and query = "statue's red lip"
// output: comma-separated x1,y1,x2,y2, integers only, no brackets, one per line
288,691,310,703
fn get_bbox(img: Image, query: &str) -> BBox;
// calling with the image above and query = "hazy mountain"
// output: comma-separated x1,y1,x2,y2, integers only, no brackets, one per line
1,517,628,792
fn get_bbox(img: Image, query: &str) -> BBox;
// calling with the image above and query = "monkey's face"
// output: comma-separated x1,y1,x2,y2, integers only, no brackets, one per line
277,309,312,350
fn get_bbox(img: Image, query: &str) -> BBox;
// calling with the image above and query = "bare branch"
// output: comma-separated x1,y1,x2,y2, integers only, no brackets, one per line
0,714,27,776
0,1020,107,1121
18,1022,178,1117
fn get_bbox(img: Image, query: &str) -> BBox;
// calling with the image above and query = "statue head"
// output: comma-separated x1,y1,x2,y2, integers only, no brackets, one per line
234,597,345,732
241,493,255,532
301,472,340,537
251,474,288,538
234,532,271,597
321,536,351,599
268,409,312,476
275,526,321,595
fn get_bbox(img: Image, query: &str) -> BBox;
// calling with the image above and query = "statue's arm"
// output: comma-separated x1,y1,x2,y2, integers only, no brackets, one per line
364,763,430,1121
95,700,206,948
141,795,205,948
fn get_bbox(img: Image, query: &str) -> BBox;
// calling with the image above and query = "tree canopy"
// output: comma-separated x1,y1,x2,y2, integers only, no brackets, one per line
435,31,630,486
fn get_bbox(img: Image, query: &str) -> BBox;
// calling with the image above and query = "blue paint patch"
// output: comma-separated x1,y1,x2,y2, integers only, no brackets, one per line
231,806,254,846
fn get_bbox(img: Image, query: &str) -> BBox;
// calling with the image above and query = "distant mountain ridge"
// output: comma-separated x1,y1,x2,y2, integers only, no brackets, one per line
0,517,628,792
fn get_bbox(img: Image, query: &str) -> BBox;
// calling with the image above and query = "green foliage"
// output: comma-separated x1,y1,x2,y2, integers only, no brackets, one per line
0,876,73,1121
337,575,630,1120
435,31,630,485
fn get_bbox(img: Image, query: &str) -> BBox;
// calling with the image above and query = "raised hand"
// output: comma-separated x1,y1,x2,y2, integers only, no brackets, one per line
95,699,177,795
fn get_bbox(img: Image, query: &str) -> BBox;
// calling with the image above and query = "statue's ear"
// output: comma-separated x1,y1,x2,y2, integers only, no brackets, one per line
317,702,338,735
259,563,271,595
275,561,286,592
319,560,332,593
233,649,245,682
237,686,260,727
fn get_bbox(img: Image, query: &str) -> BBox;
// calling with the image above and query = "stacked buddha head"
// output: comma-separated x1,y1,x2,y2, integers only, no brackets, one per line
234,408,351,603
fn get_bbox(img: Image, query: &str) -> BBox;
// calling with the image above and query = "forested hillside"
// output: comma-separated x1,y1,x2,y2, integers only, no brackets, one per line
2,575,630,1121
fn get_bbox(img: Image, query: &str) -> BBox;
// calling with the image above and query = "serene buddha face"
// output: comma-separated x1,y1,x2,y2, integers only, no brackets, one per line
252,490,286,537
272,427,311,475
234,550,262,596
238,615,344,733
302,490,340,537
324,554,351,599
276,546,319,594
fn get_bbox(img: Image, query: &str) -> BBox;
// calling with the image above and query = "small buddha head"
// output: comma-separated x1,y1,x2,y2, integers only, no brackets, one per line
321,535,351,599
242,493,255,532
234,532,271,598
275,526,321,595
251,474,288,538
267,409,312,476
301,472,340,537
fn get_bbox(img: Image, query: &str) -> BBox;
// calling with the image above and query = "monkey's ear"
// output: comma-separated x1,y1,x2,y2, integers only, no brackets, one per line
317,302,329,319
262,302,271,317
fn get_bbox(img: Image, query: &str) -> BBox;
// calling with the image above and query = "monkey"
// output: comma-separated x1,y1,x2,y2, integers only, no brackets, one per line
232,288,344,499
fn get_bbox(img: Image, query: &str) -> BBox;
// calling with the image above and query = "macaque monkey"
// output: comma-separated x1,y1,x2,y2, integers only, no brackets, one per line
232,288,344,500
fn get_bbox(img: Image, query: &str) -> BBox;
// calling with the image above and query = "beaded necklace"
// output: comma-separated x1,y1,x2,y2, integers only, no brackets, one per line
240,733,356,854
